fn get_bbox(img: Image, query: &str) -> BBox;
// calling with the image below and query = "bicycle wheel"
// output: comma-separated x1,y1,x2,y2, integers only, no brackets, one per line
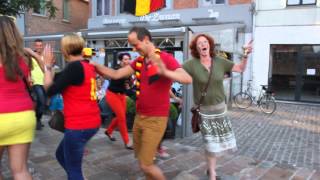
259,95,276,114
234,92,252,109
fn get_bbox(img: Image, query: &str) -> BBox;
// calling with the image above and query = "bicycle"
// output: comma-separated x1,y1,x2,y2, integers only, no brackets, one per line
233,80,277,114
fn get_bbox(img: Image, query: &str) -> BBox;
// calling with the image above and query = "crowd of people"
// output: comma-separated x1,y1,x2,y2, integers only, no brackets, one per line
0,15,252,180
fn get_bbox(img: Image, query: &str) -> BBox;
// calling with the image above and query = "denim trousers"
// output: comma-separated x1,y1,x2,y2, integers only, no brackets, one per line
32,85,46,122
56,128,98,180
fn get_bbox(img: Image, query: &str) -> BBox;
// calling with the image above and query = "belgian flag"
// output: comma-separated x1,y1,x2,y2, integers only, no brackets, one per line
123,0,166,17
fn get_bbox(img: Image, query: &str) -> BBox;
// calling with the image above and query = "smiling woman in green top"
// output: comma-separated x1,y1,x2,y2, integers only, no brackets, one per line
183,34,253,180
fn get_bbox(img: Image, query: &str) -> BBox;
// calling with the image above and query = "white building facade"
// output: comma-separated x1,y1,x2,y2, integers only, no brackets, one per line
253,0,320,103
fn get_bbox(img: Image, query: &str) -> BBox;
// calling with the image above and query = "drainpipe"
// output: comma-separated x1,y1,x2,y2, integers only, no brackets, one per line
250,0,257,89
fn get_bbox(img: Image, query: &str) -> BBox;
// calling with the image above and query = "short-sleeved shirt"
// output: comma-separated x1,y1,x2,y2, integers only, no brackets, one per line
31,58,44,86
0,58,33,113
47,60,101,129
183,56,234,106
130,52,181,116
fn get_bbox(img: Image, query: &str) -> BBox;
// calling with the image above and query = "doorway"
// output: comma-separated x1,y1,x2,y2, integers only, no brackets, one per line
271,45,320,103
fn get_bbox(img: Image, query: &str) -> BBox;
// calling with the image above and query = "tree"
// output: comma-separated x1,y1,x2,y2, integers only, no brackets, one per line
0,0,58,18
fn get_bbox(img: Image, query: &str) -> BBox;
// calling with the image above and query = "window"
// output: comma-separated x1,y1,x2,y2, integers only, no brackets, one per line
287,0,316,5
164,0,173,10
97,0,110,16
63,0,69,20
202,0,225,6
33,0,46,15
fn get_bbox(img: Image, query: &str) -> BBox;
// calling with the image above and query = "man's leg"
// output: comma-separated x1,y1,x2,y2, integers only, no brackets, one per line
33,85,46,130
140,162,165,180
137,116,168,180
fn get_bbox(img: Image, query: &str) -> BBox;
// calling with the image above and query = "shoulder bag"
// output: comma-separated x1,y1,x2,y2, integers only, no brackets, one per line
48,110,65,133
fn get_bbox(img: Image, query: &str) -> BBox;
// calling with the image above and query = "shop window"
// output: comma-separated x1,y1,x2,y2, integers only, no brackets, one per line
287,0,316,6
201,0,225,6
33,0,46,16
119,0,125,14
63,0,69,20
97,0,111,16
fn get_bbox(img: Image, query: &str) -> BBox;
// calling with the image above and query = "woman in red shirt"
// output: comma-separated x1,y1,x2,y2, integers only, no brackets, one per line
0,16,36,180
43,34,101,180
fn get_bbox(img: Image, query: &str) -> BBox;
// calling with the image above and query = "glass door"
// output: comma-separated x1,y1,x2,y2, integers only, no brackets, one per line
271,45,299,101
300,45,320,102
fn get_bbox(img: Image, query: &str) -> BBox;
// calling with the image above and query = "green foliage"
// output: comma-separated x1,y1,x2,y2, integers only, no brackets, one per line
0,0,58,19
169,104,178,121
126,96,136,114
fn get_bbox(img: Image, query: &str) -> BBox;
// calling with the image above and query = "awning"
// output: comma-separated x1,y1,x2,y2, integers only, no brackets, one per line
189,23,245,33
85,27,186,39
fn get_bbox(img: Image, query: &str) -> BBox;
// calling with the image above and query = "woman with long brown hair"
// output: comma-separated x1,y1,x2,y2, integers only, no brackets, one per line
0,16,36,180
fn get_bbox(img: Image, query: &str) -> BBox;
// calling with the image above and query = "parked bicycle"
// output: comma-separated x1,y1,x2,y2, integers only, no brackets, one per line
234,80,277,114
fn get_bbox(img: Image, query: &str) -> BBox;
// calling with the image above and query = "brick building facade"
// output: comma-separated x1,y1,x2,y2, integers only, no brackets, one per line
25,0,89,36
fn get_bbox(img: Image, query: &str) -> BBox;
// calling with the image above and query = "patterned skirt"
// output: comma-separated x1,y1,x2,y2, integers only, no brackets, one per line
199,102,237,155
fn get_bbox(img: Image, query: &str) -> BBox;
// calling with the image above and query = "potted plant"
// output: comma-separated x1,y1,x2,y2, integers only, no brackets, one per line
164,103,179,139
126,96,136,131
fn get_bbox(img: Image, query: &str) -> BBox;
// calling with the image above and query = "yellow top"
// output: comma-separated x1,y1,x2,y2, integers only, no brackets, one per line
31,58,44,85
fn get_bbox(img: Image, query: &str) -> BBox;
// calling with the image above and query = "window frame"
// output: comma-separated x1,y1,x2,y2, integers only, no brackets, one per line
286,0,317,6
96,0,112,16
33,0,47,16
200,0,226,7
164,0,173,10
63,0,70,21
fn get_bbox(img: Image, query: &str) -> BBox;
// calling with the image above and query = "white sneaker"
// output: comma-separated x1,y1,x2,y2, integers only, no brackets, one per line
157,148,170,158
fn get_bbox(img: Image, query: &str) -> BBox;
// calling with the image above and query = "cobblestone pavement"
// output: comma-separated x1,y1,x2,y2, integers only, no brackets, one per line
179,103,320,170
1,103,320,180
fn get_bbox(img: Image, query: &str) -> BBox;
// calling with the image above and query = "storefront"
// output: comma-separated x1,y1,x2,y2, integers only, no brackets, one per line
85,5,252,137
253,26,320,104
271,45,320,103
23,4,253,137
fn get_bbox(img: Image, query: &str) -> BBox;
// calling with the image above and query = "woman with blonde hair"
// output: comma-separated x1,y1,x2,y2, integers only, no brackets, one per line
0,16,35,180
43,33,101,180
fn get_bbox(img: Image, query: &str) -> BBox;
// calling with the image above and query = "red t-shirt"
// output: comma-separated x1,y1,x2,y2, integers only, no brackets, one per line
62,61,101,129
130,52,181,116
0,58,33,113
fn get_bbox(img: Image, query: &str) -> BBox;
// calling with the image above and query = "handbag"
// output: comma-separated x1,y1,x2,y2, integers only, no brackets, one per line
191,59,214,133
48,110,65,133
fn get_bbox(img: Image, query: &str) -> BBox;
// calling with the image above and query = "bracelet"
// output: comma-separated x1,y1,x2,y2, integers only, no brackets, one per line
44,65,53,72
240,54,248,59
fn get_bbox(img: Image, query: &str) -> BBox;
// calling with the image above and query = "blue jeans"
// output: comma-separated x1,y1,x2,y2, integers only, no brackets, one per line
32,85,46,122
56,128,98,180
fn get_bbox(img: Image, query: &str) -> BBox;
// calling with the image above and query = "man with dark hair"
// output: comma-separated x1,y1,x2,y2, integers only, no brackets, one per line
93,26,192,180
34,39,43,55
31,38,46,130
